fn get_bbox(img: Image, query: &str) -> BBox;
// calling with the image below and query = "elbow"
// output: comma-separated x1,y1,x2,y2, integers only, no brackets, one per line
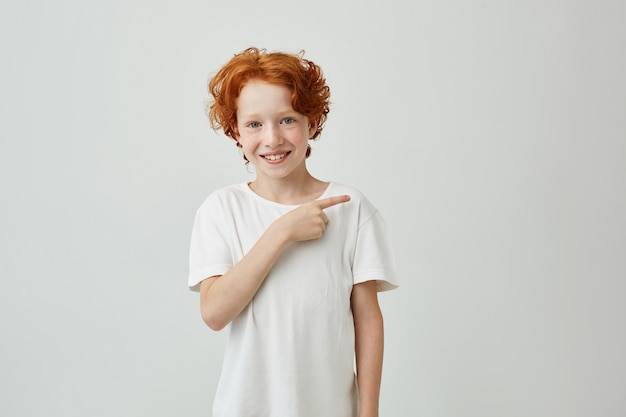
199,277,230,331
201,308,228,331
204,318,228,332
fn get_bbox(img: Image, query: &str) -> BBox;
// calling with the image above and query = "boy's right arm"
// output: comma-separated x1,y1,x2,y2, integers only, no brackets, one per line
200,224,289,331
199,195,350,331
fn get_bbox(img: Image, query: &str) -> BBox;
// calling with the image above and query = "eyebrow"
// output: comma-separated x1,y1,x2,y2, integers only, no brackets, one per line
238,109,298,119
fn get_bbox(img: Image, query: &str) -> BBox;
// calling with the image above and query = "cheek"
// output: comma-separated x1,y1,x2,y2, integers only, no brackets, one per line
238,137,258,153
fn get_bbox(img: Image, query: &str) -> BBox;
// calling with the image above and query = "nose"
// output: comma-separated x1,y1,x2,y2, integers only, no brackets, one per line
263,124,283,147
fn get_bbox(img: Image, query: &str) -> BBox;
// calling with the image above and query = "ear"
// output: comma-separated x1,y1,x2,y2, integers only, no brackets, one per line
231,125,240,140
308,119,318,138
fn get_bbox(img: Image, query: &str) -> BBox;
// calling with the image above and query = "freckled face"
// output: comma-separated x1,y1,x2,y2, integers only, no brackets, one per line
235,80,316,181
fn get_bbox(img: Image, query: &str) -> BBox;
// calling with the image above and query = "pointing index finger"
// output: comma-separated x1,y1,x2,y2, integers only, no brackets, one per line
317,195,351,210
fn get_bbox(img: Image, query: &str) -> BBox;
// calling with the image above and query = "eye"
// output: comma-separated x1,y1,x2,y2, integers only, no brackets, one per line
281,117,296,125
247,121,261,128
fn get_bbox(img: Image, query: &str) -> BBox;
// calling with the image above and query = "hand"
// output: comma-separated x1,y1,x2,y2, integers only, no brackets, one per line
273,195,350,243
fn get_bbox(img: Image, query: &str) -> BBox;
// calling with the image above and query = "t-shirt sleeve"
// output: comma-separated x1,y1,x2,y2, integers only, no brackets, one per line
352,210,399,292
188,201,233,292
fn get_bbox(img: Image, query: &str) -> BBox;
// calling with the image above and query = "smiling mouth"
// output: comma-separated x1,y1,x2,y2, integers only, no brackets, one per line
262,152,290,161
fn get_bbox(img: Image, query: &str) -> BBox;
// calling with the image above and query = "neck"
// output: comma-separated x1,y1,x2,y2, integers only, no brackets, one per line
249,170,328,205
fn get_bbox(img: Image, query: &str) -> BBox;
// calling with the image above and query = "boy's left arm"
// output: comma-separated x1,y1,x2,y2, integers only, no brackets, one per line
351,280,384,417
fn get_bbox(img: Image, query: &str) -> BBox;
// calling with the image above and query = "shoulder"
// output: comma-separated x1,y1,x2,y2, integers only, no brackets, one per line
328,182,379,222
196,183,250,215
328,182,368,202
199,182,248,205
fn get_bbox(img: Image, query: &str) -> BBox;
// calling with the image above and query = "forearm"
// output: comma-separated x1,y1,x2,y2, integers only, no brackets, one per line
355,311,384,417
200,224,289,330
352,281,385,417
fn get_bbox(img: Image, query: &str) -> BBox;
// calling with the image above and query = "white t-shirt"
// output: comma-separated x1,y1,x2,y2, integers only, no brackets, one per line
189,182,398,417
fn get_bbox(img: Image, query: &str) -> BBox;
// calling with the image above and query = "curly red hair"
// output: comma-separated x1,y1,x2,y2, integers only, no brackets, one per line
207,47,331,153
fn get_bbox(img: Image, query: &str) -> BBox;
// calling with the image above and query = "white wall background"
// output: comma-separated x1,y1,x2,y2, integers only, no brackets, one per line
1,1,624,416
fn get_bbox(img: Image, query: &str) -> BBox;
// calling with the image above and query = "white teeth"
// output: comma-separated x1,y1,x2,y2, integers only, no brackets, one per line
263,153,287,161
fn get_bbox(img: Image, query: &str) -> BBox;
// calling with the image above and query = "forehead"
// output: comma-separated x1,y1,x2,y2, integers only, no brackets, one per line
237,80,293,111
